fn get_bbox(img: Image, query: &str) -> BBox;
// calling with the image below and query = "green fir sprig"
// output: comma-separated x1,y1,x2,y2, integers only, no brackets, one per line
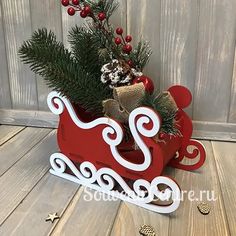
141,92,180,135
19,28,112,115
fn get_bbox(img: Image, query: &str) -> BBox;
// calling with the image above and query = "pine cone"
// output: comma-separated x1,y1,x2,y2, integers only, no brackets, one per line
101,59,142,89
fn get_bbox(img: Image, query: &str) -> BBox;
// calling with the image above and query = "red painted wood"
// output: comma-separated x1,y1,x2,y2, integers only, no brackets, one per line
56,85,205,181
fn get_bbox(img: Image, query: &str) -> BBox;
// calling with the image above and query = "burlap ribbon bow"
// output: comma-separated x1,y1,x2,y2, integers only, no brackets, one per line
103,83,178,124
102,83,145,123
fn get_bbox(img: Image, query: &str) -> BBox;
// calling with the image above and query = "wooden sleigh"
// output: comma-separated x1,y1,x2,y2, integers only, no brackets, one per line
47,85,206,214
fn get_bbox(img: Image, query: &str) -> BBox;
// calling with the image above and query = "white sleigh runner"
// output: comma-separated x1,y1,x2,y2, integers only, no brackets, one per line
47,87,206,214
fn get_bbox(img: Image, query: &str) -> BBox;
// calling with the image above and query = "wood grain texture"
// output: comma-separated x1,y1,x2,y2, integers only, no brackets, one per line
169,141,229,236
30,0,63,111
193,0,236,122
0,125,24,145
193,120,236,141
0,127,51,176
111,167,174,236
111,0,127,31
160,0,199,115
52,188,121,236
1,0,236,135
1,0,38,110
229,46,236,122
61,4,83,49
0,173,79,236
0,109,58,128
110,202,169,236
127,0,161,91
212,141,236,235
0,2,11,109
0,130,57,225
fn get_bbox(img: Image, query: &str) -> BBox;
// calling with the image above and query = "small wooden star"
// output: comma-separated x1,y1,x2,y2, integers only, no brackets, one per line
45,213,60,223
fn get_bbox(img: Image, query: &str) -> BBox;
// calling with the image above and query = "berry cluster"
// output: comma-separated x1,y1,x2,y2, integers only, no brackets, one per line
114,27,133,66
61,0,106,21
61,0,135,69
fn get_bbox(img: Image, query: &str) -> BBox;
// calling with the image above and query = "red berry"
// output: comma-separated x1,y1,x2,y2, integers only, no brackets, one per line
116,27,123,35
98,12,106,21
132,76,154,94
114,37,122,45
67,7,76,16
123,44,132,54
125,35,132,42
159,133,166,140
84,5,91,14
127,60,133,67
80,9,87,18
72,0,79,5
61,0,69,6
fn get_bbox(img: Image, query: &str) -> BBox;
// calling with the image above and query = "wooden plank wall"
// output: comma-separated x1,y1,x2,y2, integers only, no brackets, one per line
0,0,236,140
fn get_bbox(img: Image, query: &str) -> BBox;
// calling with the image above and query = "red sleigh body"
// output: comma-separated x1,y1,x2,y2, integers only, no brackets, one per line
55,85,206,182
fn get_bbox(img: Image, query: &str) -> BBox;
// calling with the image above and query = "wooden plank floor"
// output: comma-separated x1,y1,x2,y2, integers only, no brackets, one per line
0,125,235,236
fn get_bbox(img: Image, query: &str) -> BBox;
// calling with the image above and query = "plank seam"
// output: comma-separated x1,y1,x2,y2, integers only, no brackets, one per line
210,141,231,236
0,167,50,226
0,128,52,178
49,187,84,236
28,0,39,110
227,45,236,123
0,0,12,109
0,126,26,147
0,129,57,226
191,0,201,118
107,200,122,236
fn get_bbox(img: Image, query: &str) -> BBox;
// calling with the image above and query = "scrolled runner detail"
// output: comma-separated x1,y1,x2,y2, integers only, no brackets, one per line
169,139,206,171
49,153,181,213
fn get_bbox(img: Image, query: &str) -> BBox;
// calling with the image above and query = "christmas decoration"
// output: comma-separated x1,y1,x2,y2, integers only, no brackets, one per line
98,12,106,21
84,5,91,14
103,83,145,122
61,0,69,7
125,35,132,43
139,225,156,236
45,213,60,223
72,0,79,5
19,0,206,214
123,44,133,54
127,60,133,67
100,59,143,88
114,37,122,45
67,7,76,16
116,27,123,35
80,10,87,18
197,202,211,215
133,76,154,94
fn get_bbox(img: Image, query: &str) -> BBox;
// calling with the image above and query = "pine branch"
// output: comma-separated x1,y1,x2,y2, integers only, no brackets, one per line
141,92,179,135
68,25,109,76
19,28,112,115
130,41,152,71
84,0,119,20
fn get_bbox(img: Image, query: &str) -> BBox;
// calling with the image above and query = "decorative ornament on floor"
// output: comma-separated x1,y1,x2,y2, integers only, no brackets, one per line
19,0,206,214
197,202,211,215
45,213,60,223
139,225,156,236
